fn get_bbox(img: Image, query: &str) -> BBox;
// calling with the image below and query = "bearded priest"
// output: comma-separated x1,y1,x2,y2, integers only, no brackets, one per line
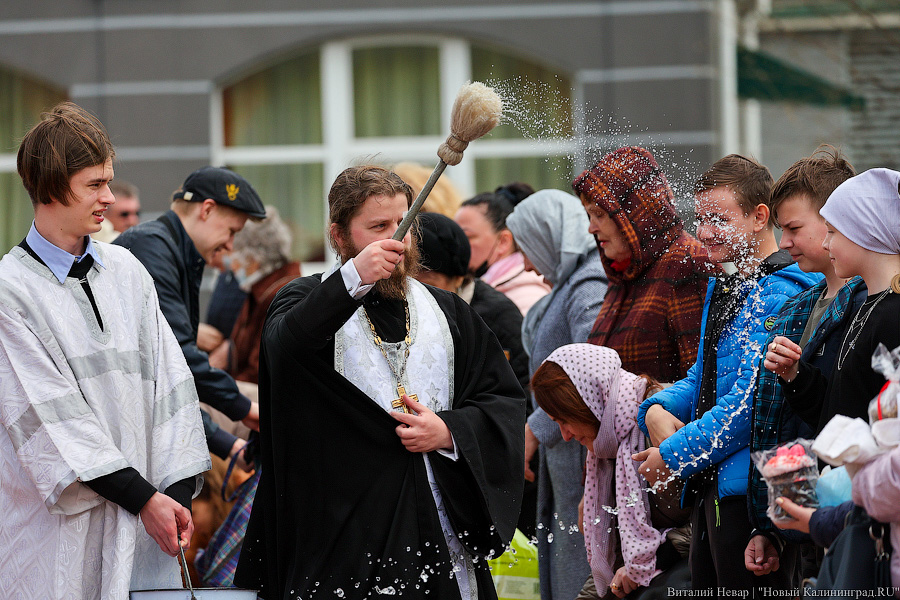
235,165,525,600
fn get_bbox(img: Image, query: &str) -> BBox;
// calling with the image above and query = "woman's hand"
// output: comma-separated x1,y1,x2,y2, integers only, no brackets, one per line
764,336,802,382
524,424,538,482
208,339,230,370
609,566,639,598
578,495,585,532
197,323,224,353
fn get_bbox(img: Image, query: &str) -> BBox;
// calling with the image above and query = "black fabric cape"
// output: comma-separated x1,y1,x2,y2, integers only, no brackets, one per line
234,272,525,599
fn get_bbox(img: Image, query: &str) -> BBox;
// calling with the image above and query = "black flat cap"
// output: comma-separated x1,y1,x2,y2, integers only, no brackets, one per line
173,166,266,219
417,212,471,277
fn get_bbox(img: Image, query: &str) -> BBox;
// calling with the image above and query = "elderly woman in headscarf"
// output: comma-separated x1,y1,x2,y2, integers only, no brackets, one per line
531,344,685,600
572,146,717,383
506,189,608,600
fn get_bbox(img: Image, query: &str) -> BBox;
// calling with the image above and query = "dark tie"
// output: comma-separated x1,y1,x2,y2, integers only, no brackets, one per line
69,255,104,331
68,254,95,281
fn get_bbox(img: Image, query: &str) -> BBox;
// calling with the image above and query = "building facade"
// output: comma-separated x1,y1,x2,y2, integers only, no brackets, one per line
0,0,729,258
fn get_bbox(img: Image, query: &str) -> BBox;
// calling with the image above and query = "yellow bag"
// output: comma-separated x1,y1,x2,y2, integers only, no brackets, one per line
488,529,540,600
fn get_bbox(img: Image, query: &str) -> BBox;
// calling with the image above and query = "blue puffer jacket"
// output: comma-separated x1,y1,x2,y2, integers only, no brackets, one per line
638,260,820,501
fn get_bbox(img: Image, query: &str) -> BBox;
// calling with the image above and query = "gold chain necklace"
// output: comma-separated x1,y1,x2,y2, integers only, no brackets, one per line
361,299,417,413
837,288,891,371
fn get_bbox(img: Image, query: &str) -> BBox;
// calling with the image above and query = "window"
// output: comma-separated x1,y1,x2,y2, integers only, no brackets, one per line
217,37,574,263
0,68,67,252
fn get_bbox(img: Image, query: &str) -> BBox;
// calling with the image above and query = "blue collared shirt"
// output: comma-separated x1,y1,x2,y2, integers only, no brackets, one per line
26,222,106,283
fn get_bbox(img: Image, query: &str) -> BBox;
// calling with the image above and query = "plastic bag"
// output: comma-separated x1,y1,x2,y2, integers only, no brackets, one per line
868,343,900,423
812,415,882,467
815,465,852,507
752,439,819,524
488,529,540,600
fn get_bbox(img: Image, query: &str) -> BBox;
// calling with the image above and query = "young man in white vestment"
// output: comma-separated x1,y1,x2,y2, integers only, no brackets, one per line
0,102,210,599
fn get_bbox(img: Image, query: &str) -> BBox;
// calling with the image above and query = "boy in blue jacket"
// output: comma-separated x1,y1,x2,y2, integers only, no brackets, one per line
633,155,820,592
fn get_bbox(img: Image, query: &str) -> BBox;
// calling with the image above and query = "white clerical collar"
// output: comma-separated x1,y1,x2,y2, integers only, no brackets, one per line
26,222,106,284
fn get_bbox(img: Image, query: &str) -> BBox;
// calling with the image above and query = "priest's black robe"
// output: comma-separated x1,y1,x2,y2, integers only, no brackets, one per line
234,272,526,599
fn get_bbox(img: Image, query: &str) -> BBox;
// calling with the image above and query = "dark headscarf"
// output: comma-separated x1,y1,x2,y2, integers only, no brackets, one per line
572,146,682,283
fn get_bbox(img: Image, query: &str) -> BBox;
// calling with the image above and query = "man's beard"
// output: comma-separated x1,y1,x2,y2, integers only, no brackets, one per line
342,236,421,300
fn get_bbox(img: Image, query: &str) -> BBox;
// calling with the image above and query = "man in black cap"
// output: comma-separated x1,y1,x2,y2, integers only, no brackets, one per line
115,166,267,465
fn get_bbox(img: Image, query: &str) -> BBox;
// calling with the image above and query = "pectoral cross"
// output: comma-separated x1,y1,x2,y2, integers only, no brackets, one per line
391,385,417,414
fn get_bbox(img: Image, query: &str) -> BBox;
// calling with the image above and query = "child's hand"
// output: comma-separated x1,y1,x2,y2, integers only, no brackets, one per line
744,534,780,575
773,497,815,533
764,336,801,382
645,404,685,447
632,447,671,485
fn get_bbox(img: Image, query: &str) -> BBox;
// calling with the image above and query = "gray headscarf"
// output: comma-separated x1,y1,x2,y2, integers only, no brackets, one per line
820,168,900,255
507,189,596,352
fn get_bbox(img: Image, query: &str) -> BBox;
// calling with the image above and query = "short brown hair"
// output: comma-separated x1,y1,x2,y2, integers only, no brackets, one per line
17,102,115,207
770,146,855,221
694,154,775,225
531,360,661,427
328,165,414,252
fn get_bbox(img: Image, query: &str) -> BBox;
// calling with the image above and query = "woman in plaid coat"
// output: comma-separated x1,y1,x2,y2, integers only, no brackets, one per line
573,146,719,384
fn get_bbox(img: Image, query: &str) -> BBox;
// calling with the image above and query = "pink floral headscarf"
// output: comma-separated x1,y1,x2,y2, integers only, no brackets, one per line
543,344,666,591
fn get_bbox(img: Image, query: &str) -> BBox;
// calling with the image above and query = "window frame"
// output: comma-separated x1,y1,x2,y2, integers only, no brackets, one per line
213,35,576,269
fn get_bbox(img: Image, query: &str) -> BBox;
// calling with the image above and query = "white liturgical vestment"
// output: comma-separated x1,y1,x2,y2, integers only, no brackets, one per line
334,277,478,600
0,242,210,600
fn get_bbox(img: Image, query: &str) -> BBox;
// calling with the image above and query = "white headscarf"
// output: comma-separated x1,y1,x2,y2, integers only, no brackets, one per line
542,344,666,591
820,168,900,255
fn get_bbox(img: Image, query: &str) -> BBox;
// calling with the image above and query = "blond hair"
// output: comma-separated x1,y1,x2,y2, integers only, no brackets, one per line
392,162,463,218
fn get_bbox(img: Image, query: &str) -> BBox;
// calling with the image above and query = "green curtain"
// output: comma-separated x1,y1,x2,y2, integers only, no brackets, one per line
228,163,326,262
475,156,574,195
0,69,66,253
353,46,441,137
223,50,322,146
471,45,574,140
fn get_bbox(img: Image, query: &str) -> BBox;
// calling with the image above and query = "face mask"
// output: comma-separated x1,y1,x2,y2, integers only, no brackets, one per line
471,236,501,278
235,267,266,292
472,260,489,278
